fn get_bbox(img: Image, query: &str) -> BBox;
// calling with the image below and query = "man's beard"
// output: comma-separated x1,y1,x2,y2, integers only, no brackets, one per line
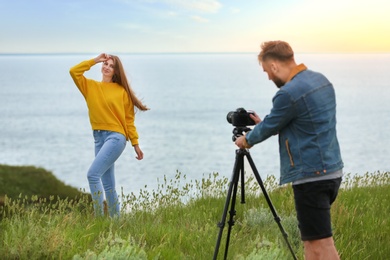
273,77,285,88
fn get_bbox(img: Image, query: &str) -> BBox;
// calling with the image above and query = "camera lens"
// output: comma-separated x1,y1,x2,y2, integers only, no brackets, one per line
226,111,234,124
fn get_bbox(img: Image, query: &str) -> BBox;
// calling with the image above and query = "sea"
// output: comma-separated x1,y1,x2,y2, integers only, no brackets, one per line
1,53,389,196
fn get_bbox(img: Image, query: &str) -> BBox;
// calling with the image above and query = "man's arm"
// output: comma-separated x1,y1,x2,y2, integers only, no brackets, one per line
236,90,296,148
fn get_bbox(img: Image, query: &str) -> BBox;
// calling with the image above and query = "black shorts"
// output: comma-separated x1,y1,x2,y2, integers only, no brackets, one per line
293,178,342,241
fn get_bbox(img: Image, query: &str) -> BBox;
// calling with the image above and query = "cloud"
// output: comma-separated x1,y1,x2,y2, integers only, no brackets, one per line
190,15,209,23
167,11,178,16
230,7,240,14
119,23,153,34
165,0,222,13
120,23,143,30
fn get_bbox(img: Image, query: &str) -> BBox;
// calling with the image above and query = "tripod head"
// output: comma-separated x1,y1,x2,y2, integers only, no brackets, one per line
232,126,252,142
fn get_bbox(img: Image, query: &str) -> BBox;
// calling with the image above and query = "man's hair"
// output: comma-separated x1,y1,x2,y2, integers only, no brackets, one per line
258,41,294,62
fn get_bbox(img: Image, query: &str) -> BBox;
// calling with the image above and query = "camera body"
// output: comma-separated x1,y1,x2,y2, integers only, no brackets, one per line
226,107,256,127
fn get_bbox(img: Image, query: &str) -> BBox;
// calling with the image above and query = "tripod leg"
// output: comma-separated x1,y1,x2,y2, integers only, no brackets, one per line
240,152,245,204
213,150,242,260
245,152,297,260
223,152,244,259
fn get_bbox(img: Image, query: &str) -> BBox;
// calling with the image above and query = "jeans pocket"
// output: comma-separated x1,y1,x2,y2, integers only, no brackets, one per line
108,132,126,148
93,131,100,143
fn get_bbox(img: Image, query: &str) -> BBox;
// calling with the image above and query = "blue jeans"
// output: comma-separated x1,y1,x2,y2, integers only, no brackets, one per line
87,130,126,217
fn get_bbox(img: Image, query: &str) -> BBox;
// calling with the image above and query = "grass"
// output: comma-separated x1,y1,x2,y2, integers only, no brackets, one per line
0,165,389,259
0,164,88,205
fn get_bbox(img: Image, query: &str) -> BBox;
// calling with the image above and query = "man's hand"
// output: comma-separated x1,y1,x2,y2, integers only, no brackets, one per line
250,112,262,124
235,135,251,149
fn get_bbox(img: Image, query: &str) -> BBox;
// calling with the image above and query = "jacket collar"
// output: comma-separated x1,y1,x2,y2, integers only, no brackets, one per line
286,63,307,83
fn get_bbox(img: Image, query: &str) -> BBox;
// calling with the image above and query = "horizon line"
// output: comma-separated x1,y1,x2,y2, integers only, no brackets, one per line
1,51,390,56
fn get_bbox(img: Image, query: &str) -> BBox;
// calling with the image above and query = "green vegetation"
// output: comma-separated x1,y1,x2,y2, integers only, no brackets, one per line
0,164,88,204
0,165,389,259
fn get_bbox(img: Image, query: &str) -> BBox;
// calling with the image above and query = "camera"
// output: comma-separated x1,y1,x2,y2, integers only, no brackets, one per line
226,107,256,127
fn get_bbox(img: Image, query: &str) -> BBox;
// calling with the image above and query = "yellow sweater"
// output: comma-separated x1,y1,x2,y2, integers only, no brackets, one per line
69,59,139,146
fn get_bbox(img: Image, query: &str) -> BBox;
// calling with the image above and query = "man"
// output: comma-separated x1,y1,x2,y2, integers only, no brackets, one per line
235,41,343,260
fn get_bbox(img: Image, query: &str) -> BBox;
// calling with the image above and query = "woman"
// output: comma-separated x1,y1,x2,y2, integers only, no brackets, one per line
70,53,148,217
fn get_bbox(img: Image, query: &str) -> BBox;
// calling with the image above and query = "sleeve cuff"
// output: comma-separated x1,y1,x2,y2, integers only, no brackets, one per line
244,137,252,149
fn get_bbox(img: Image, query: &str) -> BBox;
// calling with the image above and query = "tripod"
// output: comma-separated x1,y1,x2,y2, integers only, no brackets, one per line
213,144,297,259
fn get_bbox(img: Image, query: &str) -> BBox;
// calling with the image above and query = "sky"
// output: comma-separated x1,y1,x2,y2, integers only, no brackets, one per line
0,0,389,53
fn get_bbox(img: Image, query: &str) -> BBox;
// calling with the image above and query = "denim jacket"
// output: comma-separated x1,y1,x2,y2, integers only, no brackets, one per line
246,65,343,185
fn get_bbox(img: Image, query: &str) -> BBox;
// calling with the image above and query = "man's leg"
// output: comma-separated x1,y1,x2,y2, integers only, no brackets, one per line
293,178,342,259
304,237,339,260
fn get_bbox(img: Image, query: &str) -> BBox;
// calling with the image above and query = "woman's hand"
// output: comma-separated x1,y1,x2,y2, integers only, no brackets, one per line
133,145,144,160
94,53,110,64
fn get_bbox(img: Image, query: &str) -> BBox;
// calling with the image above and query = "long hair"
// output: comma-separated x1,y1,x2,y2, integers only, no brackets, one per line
110,55,149,112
